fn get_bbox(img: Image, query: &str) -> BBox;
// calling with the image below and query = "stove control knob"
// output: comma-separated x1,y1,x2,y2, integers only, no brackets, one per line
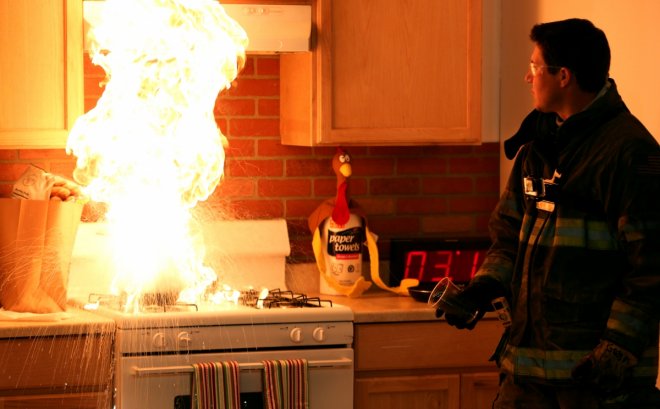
152,332,167,349
289,327,303,343
312,327,326,342
177,332,192,349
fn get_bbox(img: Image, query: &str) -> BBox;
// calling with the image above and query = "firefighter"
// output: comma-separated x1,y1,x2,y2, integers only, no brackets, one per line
439,18,660,408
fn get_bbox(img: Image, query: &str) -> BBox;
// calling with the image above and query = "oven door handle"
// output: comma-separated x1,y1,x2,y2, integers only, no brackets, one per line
132,357,353,376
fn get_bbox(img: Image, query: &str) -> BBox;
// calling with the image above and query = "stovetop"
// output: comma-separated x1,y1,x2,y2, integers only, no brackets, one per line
76,288,354,330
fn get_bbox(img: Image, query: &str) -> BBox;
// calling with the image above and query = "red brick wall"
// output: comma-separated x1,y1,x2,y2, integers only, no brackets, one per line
0,55,500,262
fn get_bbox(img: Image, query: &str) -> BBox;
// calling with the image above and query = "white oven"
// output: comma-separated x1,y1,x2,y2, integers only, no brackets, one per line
111,305,355,409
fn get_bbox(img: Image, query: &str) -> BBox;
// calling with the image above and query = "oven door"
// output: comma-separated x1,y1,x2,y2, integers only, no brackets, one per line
117,348,354,409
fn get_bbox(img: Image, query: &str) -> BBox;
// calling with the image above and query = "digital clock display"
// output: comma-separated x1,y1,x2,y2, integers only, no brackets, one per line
388,238,491,285
402,249,486,283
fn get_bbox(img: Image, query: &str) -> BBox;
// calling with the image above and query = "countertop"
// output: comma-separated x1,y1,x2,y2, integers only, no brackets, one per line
322,287,439,323
286,261,442,323
286,263,496,324
0,306,115,339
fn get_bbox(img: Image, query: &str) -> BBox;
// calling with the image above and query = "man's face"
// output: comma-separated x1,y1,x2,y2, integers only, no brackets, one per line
525,45,562,114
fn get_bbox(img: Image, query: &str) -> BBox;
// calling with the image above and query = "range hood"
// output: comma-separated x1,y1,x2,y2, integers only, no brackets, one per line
83,1,312,53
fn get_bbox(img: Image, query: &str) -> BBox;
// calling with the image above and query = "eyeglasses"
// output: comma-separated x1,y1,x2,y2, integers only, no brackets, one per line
529,63,561,76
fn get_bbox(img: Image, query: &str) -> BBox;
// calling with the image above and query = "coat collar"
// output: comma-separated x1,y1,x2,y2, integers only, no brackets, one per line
504,79,627,160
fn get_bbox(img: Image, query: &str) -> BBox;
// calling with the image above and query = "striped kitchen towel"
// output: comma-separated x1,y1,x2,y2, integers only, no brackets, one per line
262,359,309,409
192,361,241,409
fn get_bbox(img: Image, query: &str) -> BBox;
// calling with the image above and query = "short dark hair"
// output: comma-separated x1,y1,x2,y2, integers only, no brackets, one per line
530,18,610,93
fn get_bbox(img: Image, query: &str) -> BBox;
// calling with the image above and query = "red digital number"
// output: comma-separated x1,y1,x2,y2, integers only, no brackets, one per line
427,250,453,281
469,251,482,279
403,251,427,279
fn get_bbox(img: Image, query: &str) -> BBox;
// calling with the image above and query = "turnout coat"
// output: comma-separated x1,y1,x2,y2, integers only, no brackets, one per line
477,80,660,385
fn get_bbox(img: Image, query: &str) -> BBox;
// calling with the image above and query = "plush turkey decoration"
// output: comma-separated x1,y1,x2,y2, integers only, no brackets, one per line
308,148,418,297
307,147,358,232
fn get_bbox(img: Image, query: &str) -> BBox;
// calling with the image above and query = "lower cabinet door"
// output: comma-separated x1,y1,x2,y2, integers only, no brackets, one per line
355,374,460,409
460,372,500,409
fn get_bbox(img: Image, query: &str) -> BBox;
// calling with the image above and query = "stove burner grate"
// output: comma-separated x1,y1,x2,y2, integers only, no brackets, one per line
238,288,262,308
86,293,199,312
256,289,334,309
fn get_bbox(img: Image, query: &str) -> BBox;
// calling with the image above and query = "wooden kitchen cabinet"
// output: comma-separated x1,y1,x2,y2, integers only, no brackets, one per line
461,372,500,409
0,333,114,409
0,0,84,148
354,319,501,409
280,0,482,146
356,374,460,409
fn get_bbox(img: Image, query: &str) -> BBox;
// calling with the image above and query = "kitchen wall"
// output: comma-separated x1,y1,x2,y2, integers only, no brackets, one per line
4,1,655,262
499,0,660,189
0,53,500,262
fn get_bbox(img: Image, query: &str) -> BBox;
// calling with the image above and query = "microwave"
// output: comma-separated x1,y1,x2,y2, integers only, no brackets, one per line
388,237,491,286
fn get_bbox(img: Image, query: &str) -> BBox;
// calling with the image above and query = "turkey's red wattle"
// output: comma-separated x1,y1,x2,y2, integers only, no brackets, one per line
332,181,350,225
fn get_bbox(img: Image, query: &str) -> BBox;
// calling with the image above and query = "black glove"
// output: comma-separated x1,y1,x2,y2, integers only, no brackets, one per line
572,340,638,394
445,308,485,330
441,277,506,330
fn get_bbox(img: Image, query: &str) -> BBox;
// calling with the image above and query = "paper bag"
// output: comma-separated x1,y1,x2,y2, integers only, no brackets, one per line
0,199,83,313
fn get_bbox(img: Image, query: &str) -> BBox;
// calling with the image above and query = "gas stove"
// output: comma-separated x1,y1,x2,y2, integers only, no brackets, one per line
68,220,355,409
75,288,353,357
88,288,354,409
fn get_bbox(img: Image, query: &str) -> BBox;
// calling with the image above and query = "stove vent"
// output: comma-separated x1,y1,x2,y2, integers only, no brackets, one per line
82,1,312,53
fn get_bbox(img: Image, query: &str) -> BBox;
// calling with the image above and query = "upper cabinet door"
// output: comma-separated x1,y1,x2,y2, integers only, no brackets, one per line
281,0,483,146
0,0,83,148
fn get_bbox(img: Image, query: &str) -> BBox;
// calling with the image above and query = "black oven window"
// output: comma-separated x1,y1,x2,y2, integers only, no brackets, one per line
174,395,190,409
175,392,263,409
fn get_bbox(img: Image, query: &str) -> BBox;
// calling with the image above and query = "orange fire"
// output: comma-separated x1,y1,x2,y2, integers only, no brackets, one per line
67,0,247,311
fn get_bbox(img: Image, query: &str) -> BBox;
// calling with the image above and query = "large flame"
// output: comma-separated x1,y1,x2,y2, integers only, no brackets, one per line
67,0,247,311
